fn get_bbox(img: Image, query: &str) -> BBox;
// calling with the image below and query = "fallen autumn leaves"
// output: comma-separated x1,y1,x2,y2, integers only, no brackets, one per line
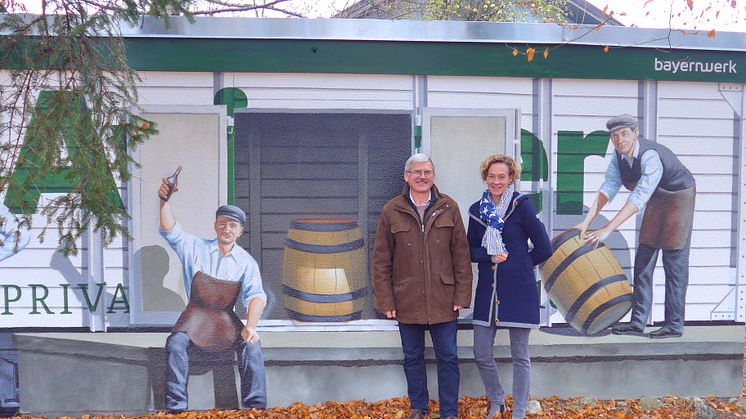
12,395,746,419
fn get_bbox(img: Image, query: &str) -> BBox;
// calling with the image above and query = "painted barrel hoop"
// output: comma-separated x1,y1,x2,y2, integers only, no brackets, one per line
282,218,368,322
539,228,633,335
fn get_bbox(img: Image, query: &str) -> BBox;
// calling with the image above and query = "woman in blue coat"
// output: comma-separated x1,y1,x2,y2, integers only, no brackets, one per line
467,154,552,419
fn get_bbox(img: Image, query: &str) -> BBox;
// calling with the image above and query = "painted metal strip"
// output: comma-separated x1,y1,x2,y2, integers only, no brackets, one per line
563,274,629,324
289,220,359,232
550,228,579,252
581,294,634,335
282,285,368,303
543,243,599,292
286,309,362,322
284,238,364,254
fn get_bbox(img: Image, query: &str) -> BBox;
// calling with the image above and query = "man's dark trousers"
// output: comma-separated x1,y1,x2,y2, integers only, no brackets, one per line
628,233,691,333
398,320,460,417
165,332,266,411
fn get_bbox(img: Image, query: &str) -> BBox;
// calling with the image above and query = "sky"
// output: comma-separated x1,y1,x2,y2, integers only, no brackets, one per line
294,0,746,32
587,0,746,32
11,0,746,32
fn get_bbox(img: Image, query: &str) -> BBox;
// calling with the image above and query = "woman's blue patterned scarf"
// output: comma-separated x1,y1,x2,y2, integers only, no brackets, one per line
479,184,515,255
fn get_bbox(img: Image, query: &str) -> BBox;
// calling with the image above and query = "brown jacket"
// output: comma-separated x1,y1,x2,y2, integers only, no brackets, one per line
372,184,472,324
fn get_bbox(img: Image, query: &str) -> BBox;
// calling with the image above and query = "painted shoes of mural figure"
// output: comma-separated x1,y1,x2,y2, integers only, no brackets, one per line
611,323,644,335
487,402,506,418
648,326,683,339
408,408,427,419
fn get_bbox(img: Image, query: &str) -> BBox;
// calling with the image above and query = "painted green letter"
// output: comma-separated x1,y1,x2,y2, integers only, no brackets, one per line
556,130,609,215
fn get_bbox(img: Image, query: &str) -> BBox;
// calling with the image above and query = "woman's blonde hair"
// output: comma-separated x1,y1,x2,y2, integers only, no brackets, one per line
479,154,521,183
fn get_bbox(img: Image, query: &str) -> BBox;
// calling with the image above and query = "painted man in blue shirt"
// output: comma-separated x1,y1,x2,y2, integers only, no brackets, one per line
158,179,267,412
576,114,695,339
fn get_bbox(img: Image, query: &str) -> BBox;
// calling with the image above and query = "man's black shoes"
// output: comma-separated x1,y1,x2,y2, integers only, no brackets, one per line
648,327,682,339
611,323,644,335
611,323,683,338
408,409,427,419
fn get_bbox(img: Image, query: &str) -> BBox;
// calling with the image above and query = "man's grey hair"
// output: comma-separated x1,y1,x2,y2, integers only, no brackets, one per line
404,153,435,172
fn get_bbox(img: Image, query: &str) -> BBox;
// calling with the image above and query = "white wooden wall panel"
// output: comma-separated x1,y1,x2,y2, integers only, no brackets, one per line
678,155,734,173
666,137,734,154
224,73,413,110
658,98,735,119
3,310,130,327
658,118,736,137
658,81,730,100
0,249,80,268
426,76,533,120
692,230,735,246
694,211,736,229
552,79,638,132
657,81,736,319
684,285,739,303
137,88,215,106
427,76,532,93
137,72,214,106
138,72,214,87
227,73,412,89
1,71,741,327
675,304,716,320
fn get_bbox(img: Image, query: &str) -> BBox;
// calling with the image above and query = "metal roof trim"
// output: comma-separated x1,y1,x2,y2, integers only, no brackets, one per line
3,14,745,52
129,17,746,52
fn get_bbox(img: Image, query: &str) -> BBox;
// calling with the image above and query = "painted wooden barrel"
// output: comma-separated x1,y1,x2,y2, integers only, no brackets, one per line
282,218,368,322
539,228,633,335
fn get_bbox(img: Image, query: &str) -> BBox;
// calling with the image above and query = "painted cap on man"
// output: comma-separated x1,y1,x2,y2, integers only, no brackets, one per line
606,114,638,133
216,205,246,224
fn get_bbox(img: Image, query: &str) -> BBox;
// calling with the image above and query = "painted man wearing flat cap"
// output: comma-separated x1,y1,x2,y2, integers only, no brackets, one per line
158,178,267,413
576,114,695,339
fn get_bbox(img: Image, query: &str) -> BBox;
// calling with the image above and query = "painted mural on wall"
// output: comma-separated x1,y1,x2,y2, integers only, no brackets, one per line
232,110,412,322
0,95,733,332
575,114,695,339
0,91,131,326
0,85,740,412
539,114,696,339
156,174,268,412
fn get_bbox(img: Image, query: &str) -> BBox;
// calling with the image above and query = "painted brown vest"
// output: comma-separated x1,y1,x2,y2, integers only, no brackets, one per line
617,138,695,250
172,271,244,352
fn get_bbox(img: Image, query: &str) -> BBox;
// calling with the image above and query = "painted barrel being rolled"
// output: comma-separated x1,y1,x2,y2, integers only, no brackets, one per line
539,228,633,335
282,218,368,322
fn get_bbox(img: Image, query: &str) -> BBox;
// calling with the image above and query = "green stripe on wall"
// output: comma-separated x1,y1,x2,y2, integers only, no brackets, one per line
124,38,746,83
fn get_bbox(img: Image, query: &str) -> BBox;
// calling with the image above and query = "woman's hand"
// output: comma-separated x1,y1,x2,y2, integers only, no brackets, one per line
491,253,508,264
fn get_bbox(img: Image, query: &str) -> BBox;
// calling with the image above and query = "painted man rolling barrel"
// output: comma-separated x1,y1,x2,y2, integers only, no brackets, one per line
158,177,267,413
575,114,695,339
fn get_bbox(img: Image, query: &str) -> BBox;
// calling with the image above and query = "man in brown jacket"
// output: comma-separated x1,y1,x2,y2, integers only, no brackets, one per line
373,153,473,419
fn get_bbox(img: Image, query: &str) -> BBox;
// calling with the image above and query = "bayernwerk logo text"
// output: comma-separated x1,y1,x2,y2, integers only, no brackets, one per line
654,57,737,74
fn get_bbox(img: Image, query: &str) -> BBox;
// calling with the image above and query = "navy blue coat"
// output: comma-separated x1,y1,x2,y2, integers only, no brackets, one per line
467,193,552,328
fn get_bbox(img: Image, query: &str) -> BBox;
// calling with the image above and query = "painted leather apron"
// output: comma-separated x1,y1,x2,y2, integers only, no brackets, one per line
639,184,695,250
172,271,244,352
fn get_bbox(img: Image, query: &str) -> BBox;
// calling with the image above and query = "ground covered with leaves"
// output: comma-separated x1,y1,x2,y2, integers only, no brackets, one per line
14,395,744,419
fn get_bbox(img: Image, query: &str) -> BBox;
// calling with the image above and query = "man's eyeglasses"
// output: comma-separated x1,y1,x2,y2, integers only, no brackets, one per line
407,170,434,177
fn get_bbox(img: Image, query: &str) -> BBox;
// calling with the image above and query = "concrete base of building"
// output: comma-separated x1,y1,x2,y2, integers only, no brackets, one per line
12,325,744,416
